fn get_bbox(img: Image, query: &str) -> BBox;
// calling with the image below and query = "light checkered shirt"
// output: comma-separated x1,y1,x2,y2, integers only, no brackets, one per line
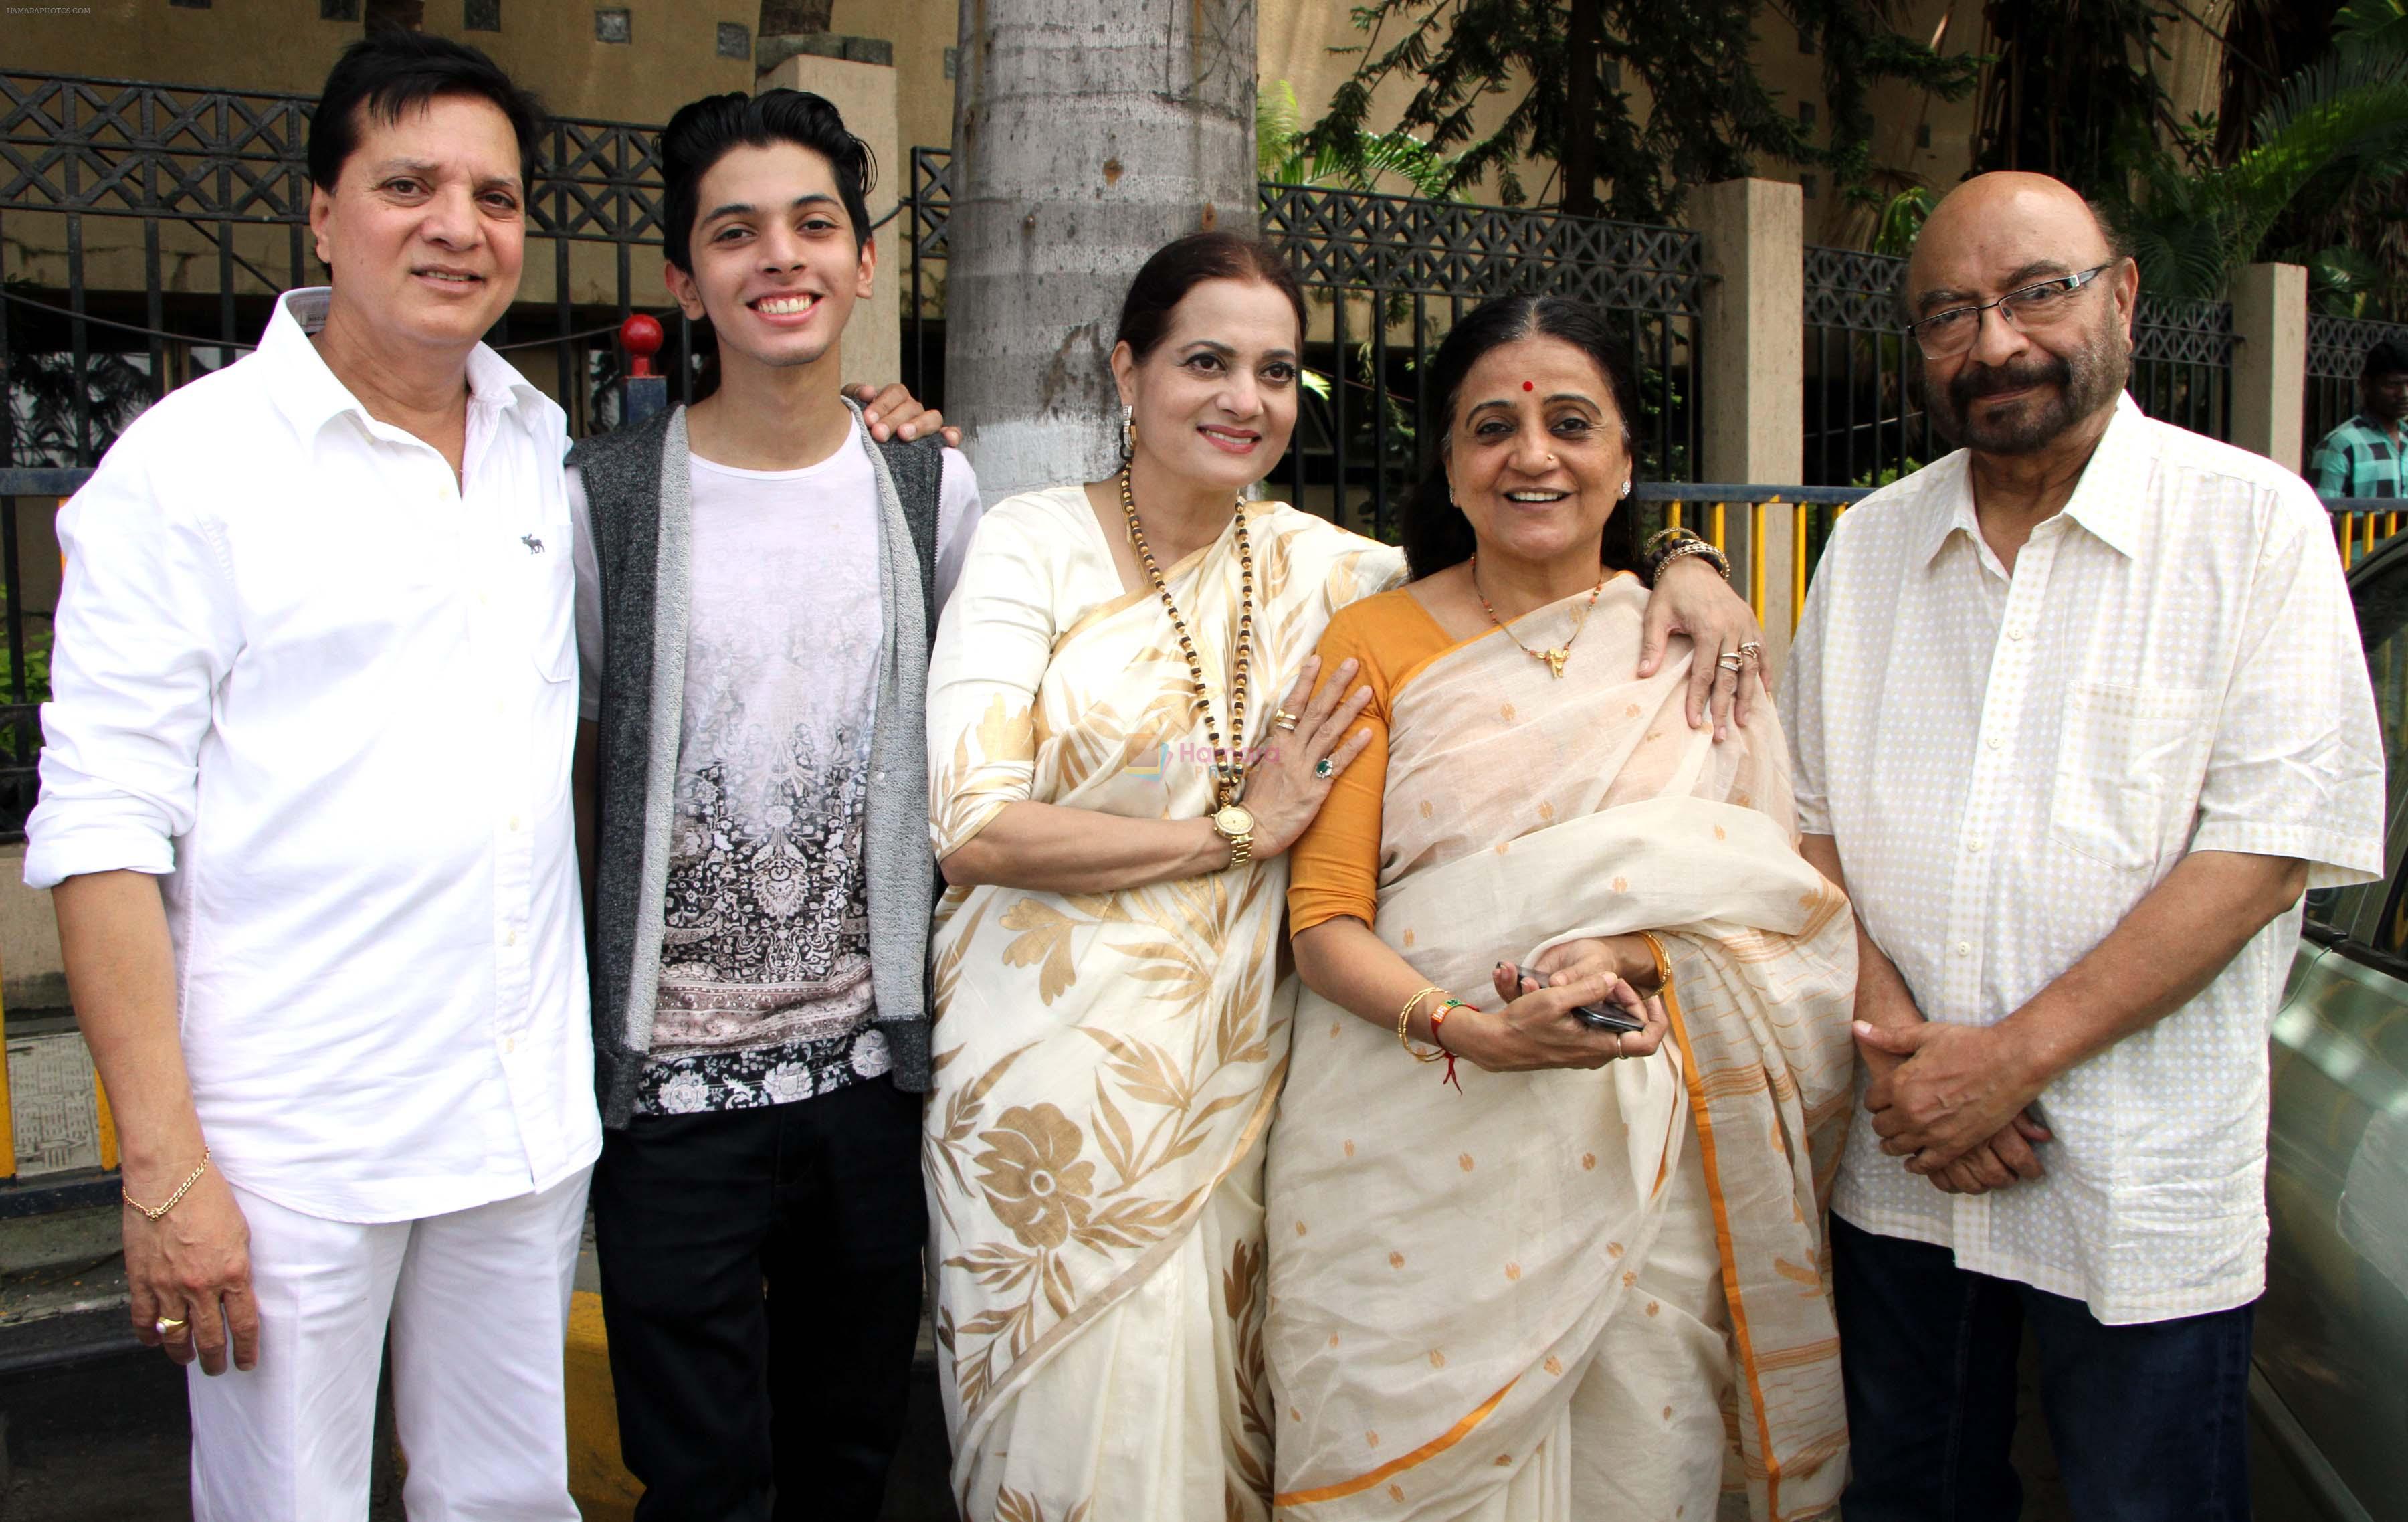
1781,394,2384,1324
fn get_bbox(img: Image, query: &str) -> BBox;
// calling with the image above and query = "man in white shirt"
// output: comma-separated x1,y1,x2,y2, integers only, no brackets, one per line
1782,172,2383,1520
567,90,979,1521
25,35,595,1521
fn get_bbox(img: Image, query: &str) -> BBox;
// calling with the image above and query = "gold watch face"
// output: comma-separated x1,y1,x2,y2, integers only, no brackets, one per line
1213,805,1256,838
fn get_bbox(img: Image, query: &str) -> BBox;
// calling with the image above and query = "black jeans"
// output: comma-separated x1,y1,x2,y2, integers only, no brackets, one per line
1831,1213,2255,1522
592,1078,928,1522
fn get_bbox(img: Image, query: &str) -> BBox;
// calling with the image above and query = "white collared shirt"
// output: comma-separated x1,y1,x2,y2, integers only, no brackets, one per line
25,288,599,1224
1781,395,2385,1323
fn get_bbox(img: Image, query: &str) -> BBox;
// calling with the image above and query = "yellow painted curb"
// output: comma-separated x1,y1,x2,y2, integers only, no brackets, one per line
567,1289,640,1521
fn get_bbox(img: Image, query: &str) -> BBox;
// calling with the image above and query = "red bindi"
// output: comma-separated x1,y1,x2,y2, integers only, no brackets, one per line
1522,381,1534,391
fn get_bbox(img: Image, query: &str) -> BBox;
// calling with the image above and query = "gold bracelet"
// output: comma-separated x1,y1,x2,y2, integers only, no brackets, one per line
1637,932,1674,997
1397,985,1443,1060
123,1145,211,1223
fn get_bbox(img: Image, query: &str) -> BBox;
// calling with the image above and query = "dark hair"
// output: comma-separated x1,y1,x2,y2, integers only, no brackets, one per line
2365,339,2408,379
660,90,875,273
1116,232,1308,361
308,33,544,193
1400,295,1646,581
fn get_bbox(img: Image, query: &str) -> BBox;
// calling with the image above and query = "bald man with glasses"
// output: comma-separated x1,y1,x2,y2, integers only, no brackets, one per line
1779,172,2383,1520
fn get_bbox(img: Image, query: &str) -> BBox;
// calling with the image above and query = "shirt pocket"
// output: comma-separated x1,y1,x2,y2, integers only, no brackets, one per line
2047,681,2216,872
517,520,577,683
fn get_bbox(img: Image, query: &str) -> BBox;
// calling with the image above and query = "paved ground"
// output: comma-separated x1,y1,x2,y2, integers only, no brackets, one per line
0,1217,2335,1521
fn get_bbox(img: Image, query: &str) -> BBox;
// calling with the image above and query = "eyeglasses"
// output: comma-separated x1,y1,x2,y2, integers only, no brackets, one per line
1905,264,2116,359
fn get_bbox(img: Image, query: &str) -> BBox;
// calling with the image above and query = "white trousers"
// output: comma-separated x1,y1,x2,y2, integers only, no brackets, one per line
187,1167,592,1522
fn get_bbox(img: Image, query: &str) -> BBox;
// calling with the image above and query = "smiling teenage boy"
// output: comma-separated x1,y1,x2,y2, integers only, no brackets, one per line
567,90,979,1521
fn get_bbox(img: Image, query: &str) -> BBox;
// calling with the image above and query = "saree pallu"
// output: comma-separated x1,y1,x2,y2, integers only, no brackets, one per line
925,490,1399,1522
1264,580,1857,1521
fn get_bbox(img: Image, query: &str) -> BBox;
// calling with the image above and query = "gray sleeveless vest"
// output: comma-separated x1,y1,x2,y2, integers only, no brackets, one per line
568,399,943,1126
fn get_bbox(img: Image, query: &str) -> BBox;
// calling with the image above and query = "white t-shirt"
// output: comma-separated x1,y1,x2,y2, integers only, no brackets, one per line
569,420,979,1112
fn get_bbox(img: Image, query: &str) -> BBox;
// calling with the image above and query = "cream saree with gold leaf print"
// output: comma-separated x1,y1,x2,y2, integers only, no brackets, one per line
1265,578,1857,1522
925,486,1403,1522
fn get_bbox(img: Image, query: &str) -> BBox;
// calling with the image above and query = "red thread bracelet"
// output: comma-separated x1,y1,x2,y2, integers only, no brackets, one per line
1430,1000,1469,1091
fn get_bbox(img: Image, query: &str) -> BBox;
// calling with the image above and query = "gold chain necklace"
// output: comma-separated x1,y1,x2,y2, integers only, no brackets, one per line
1469,553,1605,679
1120,466,1253,807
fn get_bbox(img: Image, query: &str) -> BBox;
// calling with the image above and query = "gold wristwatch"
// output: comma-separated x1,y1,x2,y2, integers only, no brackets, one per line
1211,804,1257,868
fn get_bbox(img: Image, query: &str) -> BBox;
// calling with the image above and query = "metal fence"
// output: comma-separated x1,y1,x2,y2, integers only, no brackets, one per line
0,70,722,838
897,153,1706,543
1801,246,1930,489
1254,181,1705,541
1802,246,2235,487
2307,314,2408,476
2131,295,2234,442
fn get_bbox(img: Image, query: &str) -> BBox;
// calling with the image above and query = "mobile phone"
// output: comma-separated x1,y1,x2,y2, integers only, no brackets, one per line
1514,964,1645,1034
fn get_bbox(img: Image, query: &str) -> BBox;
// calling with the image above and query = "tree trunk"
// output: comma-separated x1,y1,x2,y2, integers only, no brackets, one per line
945,0,1258,502
1562,0,1601,217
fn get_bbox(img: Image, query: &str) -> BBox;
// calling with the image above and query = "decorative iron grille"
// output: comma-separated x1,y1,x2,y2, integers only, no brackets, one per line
903,145,951,405
1802,248,2237,486
2306,314,2408,479
2128,295,2232,441
1801,246,1928,488
1256,179,1706,539
0,72,695,839
892,154,1707,539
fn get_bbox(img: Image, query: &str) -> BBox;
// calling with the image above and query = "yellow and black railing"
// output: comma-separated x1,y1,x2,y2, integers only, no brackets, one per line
1632,482,1872,633
2329,496,2407,570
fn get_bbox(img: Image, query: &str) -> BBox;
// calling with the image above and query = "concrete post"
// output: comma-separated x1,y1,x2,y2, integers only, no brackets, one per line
757,48,903,391
2232,262,2308,474
1688,178,1804,672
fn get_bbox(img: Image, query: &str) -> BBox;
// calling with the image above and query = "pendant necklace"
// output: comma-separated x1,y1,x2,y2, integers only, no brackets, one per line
1470,553,1606,679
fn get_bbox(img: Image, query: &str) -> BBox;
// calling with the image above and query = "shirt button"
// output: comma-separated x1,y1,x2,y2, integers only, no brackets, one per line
1954,941,1972,957
873,770,887,783
2006,628,2025,641
1986,735,2002,749
505,1037,516,1054
1965,837,1983,853
508,814,521,832
476,591,490,607
506,929,518,947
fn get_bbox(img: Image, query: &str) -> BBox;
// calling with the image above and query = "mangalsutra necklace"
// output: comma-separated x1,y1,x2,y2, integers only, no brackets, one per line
1470,553,1606,678
1120,466,1253,806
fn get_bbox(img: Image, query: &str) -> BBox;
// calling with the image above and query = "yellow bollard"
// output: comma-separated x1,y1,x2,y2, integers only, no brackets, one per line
1667,500,1682,532
1748,500,1768,625
1710,501,1727,554
1792,502,1809,634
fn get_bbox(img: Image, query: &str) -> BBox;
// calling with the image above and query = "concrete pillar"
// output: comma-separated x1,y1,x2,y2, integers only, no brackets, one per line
1688,178,1804,672
2233,262,2308,474
756,49,903,391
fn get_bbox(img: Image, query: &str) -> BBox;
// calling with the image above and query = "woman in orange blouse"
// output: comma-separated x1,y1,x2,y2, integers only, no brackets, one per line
1260,295,1860,1521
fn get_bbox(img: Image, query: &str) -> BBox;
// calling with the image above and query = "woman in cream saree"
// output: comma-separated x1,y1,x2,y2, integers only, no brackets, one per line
922,235,1399,1522
1270,296,1858,1521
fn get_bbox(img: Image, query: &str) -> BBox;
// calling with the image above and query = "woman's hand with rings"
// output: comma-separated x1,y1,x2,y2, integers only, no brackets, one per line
1239,655,1376,858
1431,951,1666,1073
1635,557,1770,743
1510,940,1671,1064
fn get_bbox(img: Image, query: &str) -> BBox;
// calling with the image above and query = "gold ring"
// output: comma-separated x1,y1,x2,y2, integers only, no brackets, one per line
1737,641,1763,659
155,1316,188,1335
1273,709,1299,730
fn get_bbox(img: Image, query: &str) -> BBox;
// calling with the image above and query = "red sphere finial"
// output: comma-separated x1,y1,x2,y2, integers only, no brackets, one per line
620,314,664,378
